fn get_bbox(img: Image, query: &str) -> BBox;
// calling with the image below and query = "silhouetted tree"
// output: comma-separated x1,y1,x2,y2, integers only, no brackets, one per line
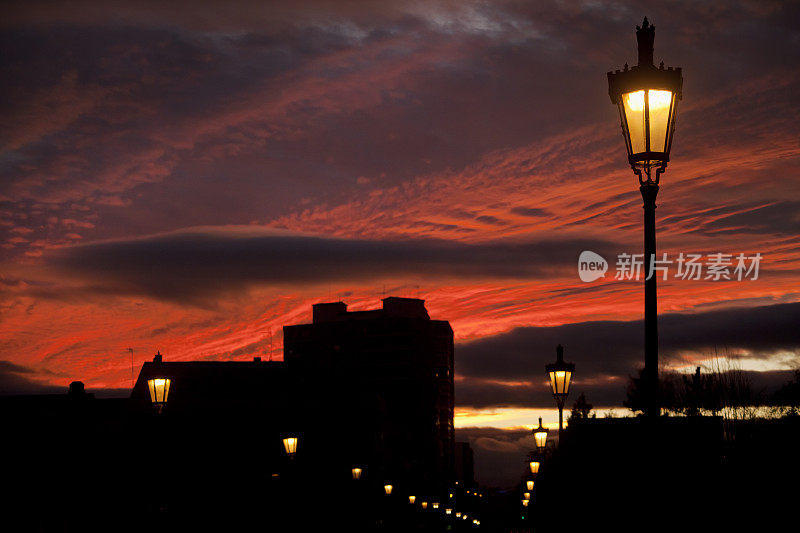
623,367,678,415
773,369,800,416
569,392,594,420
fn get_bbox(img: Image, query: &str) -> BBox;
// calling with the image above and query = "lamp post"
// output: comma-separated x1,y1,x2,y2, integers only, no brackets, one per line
607,18,682,418
532,417,549,451
545,345,574,432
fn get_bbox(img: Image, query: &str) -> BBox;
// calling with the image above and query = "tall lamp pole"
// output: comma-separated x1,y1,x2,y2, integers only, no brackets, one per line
607,18,683,418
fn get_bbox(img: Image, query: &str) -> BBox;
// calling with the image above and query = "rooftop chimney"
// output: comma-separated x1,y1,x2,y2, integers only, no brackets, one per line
313,302,348,323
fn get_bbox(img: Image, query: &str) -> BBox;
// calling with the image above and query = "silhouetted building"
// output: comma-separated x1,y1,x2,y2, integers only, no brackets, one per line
283,297,455,501
454,441,475,487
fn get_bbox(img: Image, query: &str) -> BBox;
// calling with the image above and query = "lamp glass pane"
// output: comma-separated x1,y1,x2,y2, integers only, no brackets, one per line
384,484,393,495
534,431,547,449
283,437,298,454
147,378,170,404
648,90,673,153
529,461,539,474
550,371,569,395
622,90,646,154
527,480,534,490
409,495,416,504
351,468,362,480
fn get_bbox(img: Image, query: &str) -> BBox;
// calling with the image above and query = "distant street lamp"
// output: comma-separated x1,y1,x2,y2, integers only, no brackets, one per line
528,459,540,475
282,436,299,458
384,484,393,495
408,495,416,504
545,345,574,431
147,377,171,414
532,417,549,451
351,467,363,480
526,480,534,491
607,17,683,418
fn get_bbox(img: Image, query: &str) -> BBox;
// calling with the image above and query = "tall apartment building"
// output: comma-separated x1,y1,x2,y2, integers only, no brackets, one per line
283,297,455,498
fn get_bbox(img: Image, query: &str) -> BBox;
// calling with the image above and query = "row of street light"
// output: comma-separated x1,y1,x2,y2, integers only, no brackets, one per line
144,382,484,527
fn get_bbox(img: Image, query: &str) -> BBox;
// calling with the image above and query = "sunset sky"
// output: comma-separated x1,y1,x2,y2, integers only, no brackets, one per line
2,1,800,485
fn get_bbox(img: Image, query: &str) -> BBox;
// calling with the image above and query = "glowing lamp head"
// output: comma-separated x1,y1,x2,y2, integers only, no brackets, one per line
545,345,575,400
532,417,549,451
522,499,530,507
408,495,416,504
384,484,393,495
607,18,682,183
421,501,428,509
282,436,298,457
147,378,170,412
526,480,534,491
351,467,362,480
529,461,540,474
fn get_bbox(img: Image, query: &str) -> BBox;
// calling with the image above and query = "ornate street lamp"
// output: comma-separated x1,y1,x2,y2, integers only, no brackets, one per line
351,467,363,480
545,345,574,431
532,417,549,451
608,18,682,418
282,436,299,458
147,378,171,414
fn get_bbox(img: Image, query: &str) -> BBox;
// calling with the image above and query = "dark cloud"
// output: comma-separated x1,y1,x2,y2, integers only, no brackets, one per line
0,361,63,395
455,427,533,488
42,228,619,303
456,302,800,408
510,207,551,218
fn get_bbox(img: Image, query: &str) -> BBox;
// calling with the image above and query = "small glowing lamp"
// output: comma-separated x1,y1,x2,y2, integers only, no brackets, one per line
532,417,549,451
282,436,298,457
351,467,362,480
384,484,393,495
147,378,170,413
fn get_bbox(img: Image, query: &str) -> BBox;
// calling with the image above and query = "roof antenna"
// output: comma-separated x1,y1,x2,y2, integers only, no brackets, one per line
127,348,134,389
269,328,274,362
